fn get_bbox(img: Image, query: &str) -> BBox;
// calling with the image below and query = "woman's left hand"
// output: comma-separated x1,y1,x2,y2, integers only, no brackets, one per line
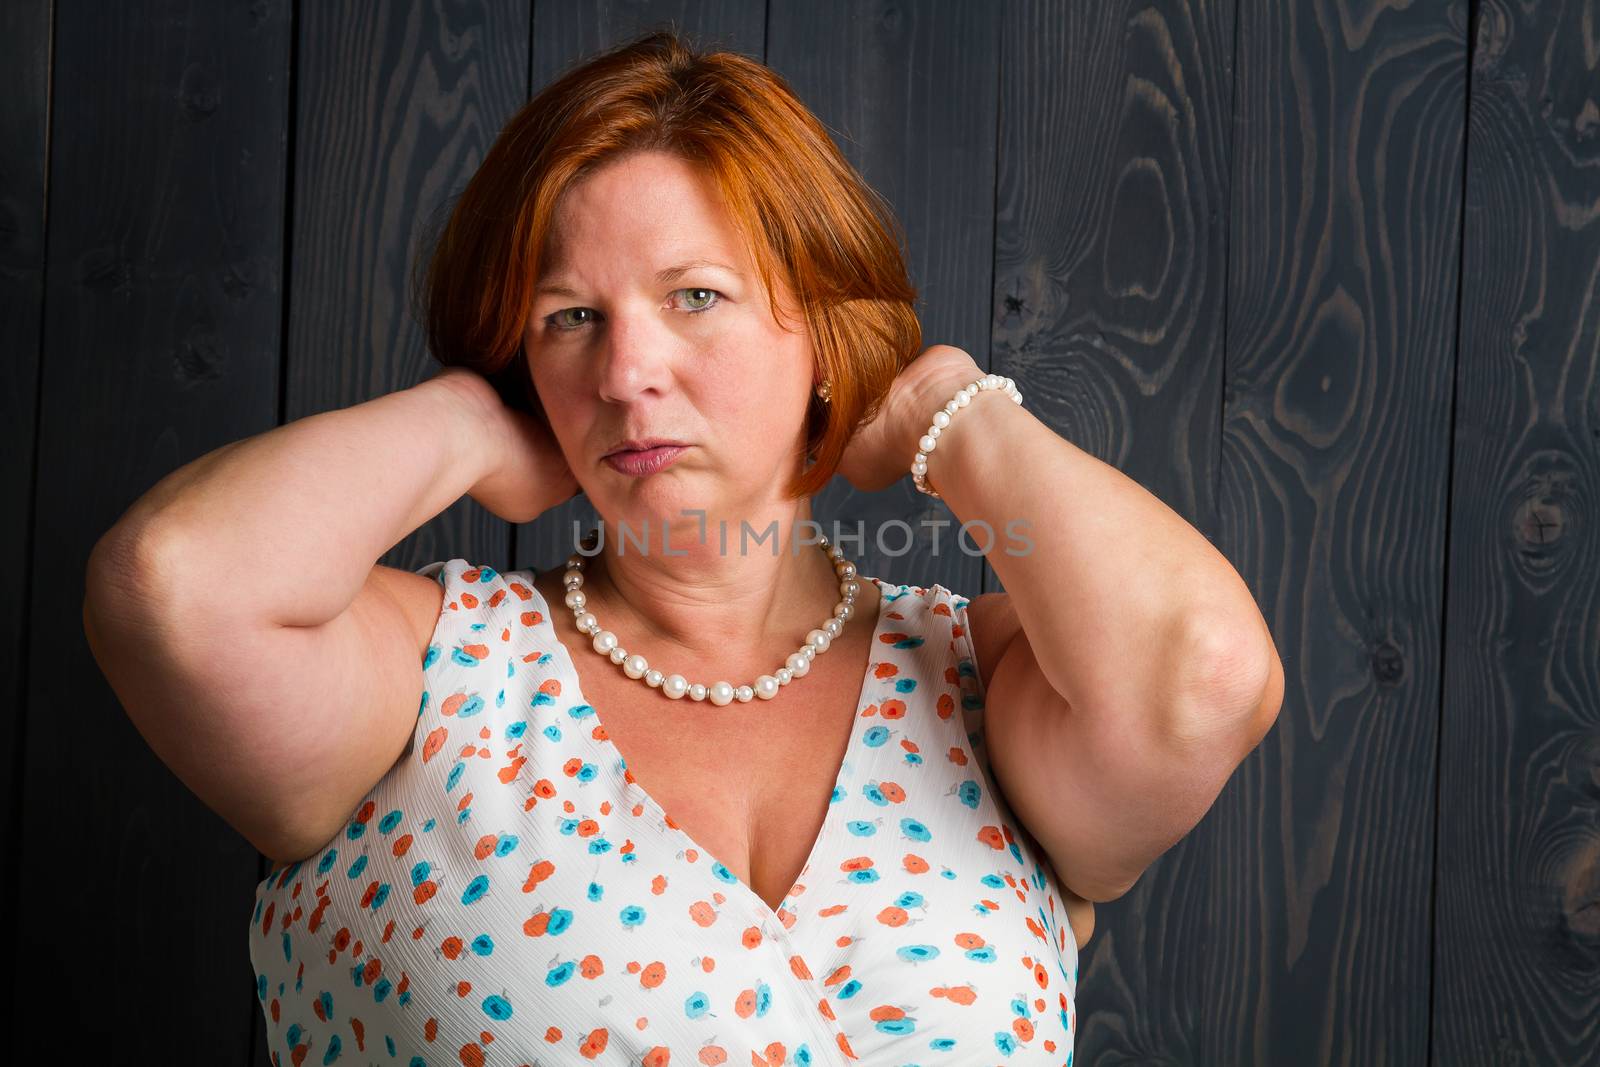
835,344,987,493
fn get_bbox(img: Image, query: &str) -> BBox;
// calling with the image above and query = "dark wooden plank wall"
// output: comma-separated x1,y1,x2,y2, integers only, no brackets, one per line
6,1,1593,1064
0,3,51,1049
1433,1,1600,1062
11,1,295,1060
1202,2,1470,1060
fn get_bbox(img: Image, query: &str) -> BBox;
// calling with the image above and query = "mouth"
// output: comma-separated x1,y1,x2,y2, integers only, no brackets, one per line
602,442,689,477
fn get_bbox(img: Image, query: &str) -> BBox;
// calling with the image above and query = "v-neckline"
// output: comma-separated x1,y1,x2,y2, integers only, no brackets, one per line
529,570,896,921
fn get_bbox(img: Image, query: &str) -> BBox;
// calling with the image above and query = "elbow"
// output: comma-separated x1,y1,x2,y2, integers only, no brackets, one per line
1053,850,1141,904
85,525,169,621
1076,873,1139,904
1166,613,1284,749
1250,639,1286,736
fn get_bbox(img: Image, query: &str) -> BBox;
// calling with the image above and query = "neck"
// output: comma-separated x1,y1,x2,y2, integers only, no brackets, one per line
572,503,851,666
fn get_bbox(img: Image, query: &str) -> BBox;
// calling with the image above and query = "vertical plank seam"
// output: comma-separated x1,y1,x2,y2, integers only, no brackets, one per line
981,6,1003,600
1427,1,1481,1063
1217,0,1242,535
276,0,299,475
10,0,59,1028
253,0,302,1060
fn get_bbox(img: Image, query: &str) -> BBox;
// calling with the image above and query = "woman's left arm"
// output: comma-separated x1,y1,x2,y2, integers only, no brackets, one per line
903,347,1286,902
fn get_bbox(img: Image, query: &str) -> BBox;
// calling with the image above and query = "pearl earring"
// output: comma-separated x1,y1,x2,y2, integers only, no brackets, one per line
814,379,833,404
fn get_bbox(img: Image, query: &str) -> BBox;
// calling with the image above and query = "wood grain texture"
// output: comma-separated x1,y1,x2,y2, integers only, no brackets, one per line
1204,1,1471,1057
16,0,291,1058
1432,1,1600,1063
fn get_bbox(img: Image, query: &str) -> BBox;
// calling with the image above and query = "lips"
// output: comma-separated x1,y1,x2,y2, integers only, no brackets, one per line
603,444,687,477
603,437,687,457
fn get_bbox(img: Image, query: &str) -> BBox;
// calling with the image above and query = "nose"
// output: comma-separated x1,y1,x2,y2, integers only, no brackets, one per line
595,310,676,406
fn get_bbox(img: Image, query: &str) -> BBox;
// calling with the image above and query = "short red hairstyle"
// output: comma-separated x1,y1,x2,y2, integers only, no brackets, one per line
412,28,922,499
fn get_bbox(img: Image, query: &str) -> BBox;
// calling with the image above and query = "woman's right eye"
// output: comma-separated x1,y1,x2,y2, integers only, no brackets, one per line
546,308,595,331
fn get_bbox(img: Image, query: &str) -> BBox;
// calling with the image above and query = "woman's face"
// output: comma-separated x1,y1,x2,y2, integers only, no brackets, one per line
524,150,814,531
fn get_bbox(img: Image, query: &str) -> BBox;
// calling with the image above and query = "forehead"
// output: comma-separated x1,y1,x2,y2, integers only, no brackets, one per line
540,151,741,271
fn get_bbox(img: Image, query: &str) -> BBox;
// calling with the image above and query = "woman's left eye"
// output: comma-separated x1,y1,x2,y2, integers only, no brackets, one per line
675,287,721,313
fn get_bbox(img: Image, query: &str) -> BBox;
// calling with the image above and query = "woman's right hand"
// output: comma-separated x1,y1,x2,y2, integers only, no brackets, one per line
426,366,580,524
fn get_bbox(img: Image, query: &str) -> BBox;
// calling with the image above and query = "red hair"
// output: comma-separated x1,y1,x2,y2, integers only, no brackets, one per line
412,28,922,499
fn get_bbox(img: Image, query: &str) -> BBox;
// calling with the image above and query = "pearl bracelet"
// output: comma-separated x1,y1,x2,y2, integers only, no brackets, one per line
911,373,1023,498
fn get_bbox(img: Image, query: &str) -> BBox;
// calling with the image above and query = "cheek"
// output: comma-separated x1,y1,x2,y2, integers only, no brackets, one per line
702,342,810,440
716,316,806,391
527,342,583,395
525,357,583,437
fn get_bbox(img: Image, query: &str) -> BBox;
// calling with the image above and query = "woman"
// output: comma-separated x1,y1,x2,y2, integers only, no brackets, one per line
85,30,1282,1067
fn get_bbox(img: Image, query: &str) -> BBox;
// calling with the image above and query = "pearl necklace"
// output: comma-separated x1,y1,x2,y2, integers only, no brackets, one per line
560,529,862,705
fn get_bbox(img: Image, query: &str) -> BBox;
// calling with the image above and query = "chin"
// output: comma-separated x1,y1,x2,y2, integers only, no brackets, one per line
621,484,776,542
603,482,705,528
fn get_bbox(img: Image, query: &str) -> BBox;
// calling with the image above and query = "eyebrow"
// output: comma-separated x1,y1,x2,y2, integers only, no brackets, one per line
534,259,744,299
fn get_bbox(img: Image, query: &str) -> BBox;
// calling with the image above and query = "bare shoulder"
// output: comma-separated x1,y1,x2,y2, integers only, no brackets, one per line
962,590,1023,692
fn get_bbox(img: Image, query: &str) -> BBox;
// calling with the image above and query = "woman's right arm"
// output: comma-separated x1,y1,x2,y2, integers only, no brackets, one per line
81,370,569,866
